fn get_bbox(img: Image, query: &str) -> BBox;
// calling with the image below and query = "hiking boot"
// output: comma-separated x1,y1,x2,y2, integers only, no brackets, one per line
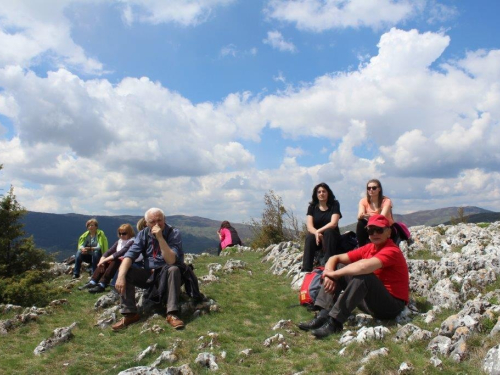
111,313,140,331
88,285,105,294
78,282,94,290
166,314,184,330
298,314,328,331
72,274,80,279
311,317,343,339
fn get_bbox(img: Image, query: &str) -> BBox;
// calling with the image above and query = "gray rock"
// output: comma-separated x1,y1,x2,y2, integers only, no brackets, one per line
484,344,500,375
223,259,247,272
449,337,468,362
195,352,218,371
150,350,178,367
489,317,500,336
272,319,293,330
136,344,158,361
263,333,285,347
360,347,389,364
427,335,452,356
94,291,120,310
34,322,77,355
240,349,253,356
207,263,222,273
118,364,193,375
398,362,414,374
429,355,443,368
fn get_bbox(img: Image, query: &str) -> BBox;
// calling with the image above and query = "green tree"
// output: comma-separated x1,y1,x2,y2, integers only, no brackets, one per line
250,190,301,248
0,186,52,278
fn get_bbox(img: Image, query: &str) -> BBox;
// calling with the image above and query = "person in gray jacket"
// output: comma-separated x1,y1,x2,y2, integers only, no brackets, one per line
112,208,185,331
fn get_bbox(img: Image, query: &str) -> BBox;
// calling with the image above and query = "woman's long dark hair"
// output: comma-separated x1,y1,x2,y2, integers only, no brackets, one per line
220,220,231,229
309,182,336,206
366,178,384,208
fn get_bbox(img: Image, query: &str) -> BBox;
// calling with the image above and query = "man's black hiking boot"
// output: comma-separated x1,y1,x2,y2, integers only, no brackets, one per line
298,314,328,331
311,317,343,338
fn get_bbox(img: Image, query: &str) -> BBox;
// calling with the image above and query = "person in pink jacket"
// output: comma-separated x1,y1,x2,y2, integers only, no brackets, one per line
217,221,242,255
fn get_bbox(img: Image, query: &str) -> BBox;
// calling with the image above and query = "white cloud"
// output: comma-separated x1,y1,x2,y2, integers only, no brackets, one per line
265,0,417,32
0,0,103,73
2,27,500,223
263,30,297,53
285,146,305,157
220,44,258,58
119,0,235,26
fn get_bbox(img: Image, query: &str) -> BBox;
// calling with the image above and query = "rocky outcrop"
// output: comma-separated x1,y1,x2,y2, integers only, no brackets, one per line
33,322,77,355
259,222,500,371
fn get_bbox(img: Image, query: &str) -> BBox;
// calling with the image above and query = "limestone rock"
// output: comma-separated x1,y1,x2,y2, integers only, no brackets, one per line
34,322,77,355
94,291,120,310
263,333,285,347
150,350,178,367
223,259,247,273
427,335,452,356
195,352,218,371
360,347,389,364
118,364,193,375
240,349,252,356
272,319,293,330
136,344,158,361
398,362,414,374
484,344,500,375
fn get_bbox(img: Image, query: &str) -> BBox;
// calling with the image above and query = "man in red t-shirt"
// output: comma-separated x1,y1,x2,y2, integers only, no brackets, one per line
298,214,409,338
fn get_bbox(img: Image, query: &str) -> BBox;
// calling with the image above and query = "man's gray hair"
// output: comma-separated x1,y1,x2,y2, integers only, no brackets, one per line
145,208,165,221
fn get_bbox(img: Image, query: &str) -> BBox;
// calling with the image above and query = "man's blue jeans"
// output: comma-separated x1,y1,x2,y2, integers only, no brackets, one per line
73,250,101,277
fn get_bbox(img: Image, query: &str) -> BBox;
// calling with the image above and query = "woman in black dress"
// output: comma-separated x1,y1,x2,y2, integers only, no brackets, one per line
302,182,342,272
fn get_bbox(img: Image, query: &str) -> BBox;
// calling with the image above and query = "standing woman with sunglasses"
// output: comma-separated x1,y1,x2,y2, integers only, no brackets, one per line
302,182,343,272
79,223,135,293
356,179,394,246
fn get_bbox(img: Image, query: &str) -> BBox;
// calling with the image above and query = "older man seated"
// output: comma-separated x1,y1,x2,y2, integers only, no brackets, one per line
112,208,185,331
298,214,409,338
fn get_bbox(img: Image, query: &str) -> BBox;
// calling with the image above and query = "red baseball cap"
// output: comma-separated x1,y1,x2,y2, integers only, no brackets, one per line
367,214,390,228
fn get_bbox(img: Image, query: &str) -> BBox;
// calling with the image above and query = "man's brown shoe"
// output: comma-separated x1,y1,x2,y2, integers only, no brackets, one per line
111,313,140,331
166,314,184,330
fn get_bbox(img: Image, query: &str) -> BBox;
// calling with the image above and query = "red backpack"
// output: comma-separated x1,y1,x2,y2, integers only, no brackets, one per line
299,267,324,306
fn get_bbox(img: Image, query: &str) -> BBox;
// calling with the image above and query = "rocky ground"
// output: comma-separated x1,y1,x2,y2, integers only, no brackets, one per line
258,222,500,374
2,222,500,374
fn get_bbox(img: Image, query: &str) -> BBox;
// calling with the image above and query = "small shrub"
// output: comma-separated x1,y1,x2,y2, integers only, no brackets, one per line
435,226,446,235
0,270,61,307
413,296,433,313
477,223,490,228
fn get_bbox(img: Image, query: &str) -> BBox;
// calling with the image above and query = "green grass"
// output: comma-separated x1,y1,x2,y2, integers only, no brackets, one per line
408,249,440,261
0,251,495,374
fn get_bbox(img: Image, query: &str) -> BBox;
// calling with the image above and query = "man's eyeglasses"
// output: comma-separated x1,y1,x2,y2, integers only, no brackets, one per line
367,186,379,191
118,232,128,236
367,227,387,235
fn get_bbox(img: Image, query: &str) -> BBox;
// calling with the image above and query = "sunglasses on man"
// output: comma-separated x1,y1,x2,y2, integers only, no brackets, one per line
367,226,388,235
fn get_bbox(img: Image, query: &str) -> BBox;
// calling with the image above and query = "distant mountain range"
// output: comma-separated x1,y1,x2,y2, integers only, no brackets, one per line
340,206,497,232
22,206,499,261
22,212,253,261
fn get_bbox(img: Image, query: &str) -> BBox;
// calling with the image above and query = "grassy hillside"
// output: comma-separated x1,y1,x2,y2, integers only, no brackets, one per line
21,212,253,261
0,250,494,374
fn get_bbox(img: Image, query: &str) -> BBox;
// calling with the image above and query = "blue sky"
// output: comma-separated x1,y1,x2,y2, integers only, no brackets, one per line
1,0,499,226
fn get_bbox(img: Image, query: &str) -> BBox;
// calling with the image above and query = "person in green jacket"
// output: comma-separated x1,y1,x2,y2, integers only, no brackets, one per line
73,218,108,279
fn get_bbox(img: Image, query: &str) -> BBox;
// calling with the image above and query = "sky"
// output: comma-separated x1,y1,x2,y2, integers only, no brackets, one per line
0,0,499,226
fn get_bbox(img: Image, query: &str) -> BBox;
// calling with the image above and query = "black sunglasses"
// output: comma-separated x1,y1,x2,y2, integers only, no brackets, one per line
367,227,387,235
118,232,128,236
367,186,379,191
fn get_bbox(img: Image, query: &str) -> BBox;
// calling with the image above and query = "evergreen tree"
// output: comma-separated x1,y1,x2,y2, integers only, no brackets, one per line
0,186,52,278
